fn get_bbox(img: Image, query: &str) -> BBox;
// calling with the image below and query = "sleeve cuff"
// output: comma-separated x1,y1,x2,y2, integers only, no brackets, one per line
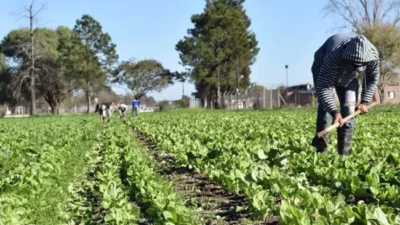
329,110,338,118
360,100,369,105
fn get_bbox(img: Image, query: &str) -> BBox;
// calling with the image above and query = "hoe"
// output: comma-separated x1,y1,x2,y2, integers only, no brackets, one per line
311,101,378,149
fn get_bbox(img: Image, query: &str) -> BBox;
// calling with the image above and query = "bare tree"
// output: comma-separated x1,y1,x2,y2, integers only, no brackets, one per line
324,0,400,103
28,1,46,115
10,0,46,115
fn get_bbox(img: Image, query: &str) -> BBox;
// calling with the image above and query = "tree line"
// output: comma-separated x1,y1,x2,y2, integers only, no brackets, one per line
176,0,400,106
1,0,400,114
0,3,175,115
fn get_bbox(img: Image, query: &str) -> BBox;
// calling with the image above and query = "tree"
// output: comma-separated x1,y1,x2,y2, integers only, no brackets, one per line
0,1,46,114
0,53,15,106
115,59,174,99
323,0,400,103
176,0,259,107
0,27,76,114
73,14,118,113
1,28,57,109
35,26,81,114
175,69,192,107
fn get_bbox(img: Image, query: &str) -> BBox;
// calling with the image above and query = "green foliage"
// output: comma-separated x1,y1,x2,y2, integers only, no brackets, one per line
0,27,79,113
65,123,140,225
73,14,119,113
1,28,59,61
0,53,14,105
111,121,201,225
176,0,259,101
0,28,60,105
115,59,174,99
131,108,400,224
0,116,100,225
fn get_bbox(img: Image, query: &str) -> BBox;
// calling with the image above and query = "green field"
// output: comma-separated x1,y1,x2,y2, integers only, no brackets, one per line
1,105,400,225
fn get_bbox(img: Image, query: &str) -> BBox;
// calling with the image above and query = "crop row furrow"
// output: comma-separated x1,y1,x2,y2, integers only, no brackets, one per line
64,125,140,225
104,121,201,225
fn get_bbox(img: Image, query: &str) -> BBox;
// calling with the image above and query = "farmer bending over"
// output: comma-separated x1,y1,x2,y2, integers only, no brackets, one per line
118,103,128,119
311,33,380,155
95,102,116,123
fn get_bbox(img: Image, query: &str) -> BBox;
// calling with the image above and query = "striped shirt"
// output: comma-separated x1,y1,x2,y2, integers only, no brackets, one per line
311,33,380,116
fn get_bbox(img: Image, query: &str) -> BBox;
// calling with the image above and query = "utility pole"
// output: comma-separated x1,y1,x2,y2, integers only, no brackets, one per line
182,80,185,98
182,79,185,107
285,65,289,88
236,54,239,109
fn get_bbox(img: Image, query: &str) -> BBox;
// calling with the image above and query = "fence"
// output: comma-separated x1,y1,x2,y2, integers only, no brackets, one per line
221,89,281,109
188,88,318,110
1,103,155,117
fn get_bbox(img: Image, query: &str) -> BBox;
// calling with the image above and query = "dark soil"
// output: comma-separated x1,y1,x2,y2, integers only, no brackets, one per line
130,128,279,225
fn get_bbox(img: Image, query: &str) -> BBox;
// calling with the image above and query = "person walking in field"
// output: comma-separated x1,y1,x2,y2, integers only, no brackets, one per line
132,98,140,116
118,103,128,119
95,102,117,123
311,33,380,155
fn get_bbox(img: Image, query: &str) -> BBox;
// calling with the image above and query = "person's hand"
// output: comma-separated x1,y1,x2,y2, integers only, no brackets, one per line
333,113,344,126
357,103,368,114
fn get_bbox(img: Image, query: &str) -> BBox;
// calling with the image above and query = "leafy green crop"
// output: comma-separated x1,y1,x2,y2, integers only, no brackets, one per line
0,114,201,225
0,116,100,225
129,108,400,224
2,107,400,225
109,121,201,225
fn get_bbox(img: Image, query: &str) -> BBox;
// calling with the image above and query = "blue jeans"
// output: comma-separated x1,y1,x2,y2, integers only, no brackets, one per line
316,78,359,153
132,105,139,116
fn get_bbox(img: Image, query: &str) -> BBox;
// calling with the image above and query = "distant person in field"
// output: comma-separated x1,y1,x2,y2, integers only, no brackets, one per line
95,102,117,123
132,98,140,116
311,33,380,155
118,103,128,119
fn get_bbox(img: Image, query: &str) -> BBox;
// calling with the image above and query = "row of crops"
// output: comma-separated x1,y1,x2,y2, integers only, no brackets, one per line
0,116,200,225
0,117,99,225
1,106,400,224
130,107,400,224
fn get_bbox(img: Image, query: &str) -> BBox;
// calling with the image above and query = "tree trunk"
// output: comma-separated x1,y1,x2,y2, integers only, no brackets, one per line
30,77,36,115
182,81,186,108
86,81,91,114
29,4,36,116
51,105,56,114
378,84,385,103
86,90,91,113
217,85,221,107
217,71,221,107
50,104,60,115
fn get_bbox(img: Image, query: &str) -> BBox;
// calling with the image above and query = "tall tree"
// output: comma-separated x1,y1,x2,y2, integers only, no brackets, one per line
1,1,46,114
323,0,400,103
176,0,259,106
175,68,192,107
115,59,174,99
0,53,15,106
73,14,118,113
0,27,81,114
1,28,57,109
35,26,80,114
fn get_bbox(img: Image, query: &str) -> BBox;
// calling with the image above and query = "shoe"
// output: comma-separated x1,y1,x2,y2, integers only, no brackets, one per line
337,128,354,156
316,125,329,153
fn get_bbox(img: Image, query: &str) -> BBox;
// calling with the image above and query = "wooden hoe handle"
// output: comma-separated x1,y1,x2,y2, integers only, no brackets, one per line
317,101,378,137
